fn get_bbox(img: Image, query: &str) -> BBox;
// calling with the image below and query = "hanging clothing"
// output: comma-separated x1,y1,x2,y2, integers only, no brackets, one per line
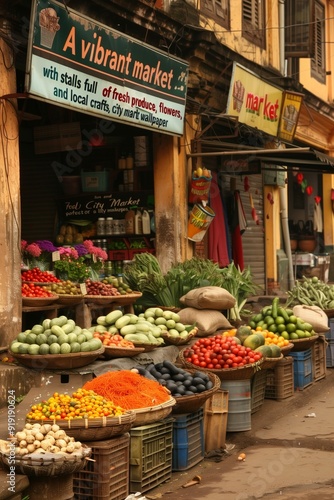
207,172,230,267
231,191,245,270
314,202,323,233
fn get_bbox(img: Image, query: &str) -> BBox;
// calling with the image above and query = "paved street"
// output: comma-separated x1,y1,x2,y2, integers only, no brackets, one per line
145,367,334,500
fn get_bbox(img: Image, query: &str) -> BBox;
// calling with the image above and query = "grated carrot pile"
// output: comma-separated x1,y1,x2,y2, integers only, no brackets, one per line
82,370,170,409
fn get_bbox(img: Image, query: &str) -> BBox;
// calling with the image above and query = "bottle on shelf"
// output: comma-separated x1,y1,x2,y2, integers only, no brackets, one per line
126,153,134,169
142,209,150,235
105,217,113,235
96,218,106,236
135,208,143,235
118,154,126,170
125,207,136,234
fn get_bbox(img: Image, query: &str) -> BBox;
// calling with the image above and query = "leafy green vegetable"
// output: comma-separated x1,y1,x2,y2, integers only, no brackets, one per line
123,254,262,319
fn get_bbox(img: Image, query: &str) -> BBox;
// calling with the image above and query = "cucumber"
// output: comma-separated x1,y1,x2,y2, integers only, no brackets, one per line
105,310,123,325
50,316,68,327
120,324,138,336
51,325,66,337
115,315,131,330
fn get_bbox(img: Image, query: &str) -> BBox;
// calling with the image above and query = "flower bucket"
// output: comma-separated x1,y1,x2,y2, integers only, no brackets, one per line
187,204,215,242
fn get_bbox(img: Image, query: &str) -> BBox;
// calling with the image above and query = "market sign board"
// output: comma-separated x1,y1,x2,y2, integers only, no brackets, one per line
226,63,283,137
25,0,189,136
278,91,304,142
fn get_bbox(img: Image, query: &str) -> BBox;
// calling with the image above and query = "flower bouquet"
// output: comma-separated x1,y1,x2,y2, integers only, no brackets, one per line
54,240,108,282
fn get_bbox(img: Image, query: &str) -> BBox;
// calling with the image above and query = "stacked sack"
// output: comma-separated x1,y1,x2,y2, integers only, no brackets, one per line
177,286,236,336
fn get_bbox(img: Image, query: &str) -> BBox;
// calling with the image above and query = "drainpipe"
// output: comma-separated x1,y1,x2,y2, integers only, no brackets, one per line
279,0,286,76
280,186,295,290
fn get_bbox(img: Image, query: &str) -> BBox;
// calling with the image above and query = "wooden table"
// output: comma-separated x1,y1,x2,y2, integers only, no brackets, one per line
22,293,143,329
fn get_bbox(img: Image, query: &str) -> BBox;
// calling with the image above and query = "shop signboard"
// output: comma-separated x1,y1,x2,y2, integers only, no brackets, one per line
278,91,304,142
226,63,283,137
25,0,189,136
57,192,153,221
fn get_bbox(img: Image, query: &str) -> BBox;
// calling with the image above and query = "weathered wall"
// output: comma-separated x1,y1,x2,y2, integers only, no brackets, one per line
0,34,22,347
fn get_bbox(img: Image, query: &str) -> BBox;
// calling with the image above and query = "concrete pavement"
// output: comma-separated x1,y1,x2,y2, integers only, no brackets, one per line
145,367,334,500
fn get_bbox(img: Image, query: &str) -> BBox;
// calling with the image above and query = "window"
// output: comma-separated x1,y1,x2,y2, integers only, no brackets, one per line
285,0,315,58
311,1,326,83
242,0,265,48
200,0,230,29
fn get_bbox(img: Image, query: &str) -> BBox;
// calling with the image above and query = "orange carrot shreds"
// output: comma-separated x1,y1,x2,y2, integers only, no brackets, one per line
82,370,171,410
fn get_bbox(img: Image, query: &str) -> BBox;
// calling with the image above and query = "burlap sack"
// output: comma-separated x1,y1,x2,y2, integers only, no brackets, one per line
178,307,233,336
179,286,236,310
292,305,329,333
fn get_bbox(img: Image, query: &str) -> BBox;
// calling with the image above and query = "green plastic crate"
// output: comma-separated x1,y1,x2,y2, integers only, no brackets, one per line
129,418,173,493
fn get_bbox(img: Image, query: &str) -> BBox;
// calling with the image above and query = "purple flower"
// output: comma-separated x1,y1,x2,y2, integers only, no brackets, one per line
36,240,58,252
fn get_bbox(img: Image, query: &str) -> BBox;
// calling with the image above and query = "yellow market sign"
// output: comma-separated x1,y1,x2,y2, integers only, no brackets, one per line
25,0,189,136
226,63,283,137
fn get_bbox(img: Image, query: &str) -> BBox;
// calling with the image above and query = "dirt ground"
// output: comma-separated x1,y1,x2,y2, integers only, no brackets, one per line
143,367,334,500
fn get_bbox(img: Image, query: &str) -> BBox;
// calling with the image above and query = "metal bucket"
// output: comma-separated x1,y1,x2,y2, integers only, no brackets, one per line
220,379,251,432
187,204,215,242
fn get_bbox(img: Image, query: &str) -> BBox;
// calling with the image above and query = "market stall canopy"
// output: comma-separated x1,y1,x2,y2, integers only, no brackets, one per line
187,146,334,175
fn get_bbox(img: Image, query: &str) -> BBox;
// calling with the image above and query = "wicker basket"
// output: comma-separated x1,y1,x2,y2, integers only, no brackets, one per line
103,345,145,359
171,370,221,414
179,348,264,381
160,332,196,346
132,397,176,426
280,343,294,356
22,295,59,307
290,334,319,352
261,353,284,370
56,294,84,306
9,347,105,370
0,445,91,477
323,309,334,318
26,410,136,441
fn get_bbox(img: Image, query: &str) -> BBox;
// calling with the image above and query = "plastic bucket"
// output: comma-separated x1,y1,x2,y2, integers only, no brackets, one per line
187,204,215,242
220,380,251,432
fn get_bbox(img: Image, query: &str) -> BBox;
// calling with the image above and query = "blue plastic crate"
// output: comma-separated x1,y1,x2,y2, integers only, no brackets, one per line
172,409,204,471
290,349,313,390
326,340,334,367
326,319,334,341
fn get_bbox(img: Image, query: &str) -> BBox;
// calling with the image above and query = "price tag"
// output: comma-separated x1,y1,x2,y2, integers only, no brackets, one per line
52,251,60,262
80,283,87,295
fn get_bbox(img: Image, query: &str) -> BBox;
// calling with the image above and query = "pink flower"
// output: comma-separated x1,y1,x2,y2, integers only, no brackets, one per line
26,243,42,258
21,240,28,252
83,240,94,252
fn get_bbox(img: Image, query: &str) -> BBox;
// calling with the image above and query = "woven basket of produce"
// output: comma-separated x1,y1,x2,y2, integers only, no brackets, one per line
56,294,84,306
133,397,176,426
260,353,284,370
22,295,59,307
179,348,264,381
9,347,105,370
323,309,334,318
103,346,145,359
0,445,91,477
26,411,137,441
289,334,319,352
280,343,294,356
160,331,196,346
171,371,221,414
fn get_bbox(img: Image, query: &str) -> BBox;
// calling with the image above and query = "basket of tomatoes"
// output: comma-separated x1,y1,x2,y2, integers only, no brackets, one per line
179,334,263,380
93,331,145,358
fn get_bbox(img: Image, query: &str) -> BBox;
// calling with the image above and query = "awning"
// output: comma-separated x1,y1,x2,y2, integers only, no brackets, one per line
187,146,334,174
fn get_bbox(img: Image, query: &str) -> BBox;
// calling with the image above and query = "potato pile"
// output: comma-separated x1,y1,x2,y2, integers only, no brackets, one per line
12,422,83,456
